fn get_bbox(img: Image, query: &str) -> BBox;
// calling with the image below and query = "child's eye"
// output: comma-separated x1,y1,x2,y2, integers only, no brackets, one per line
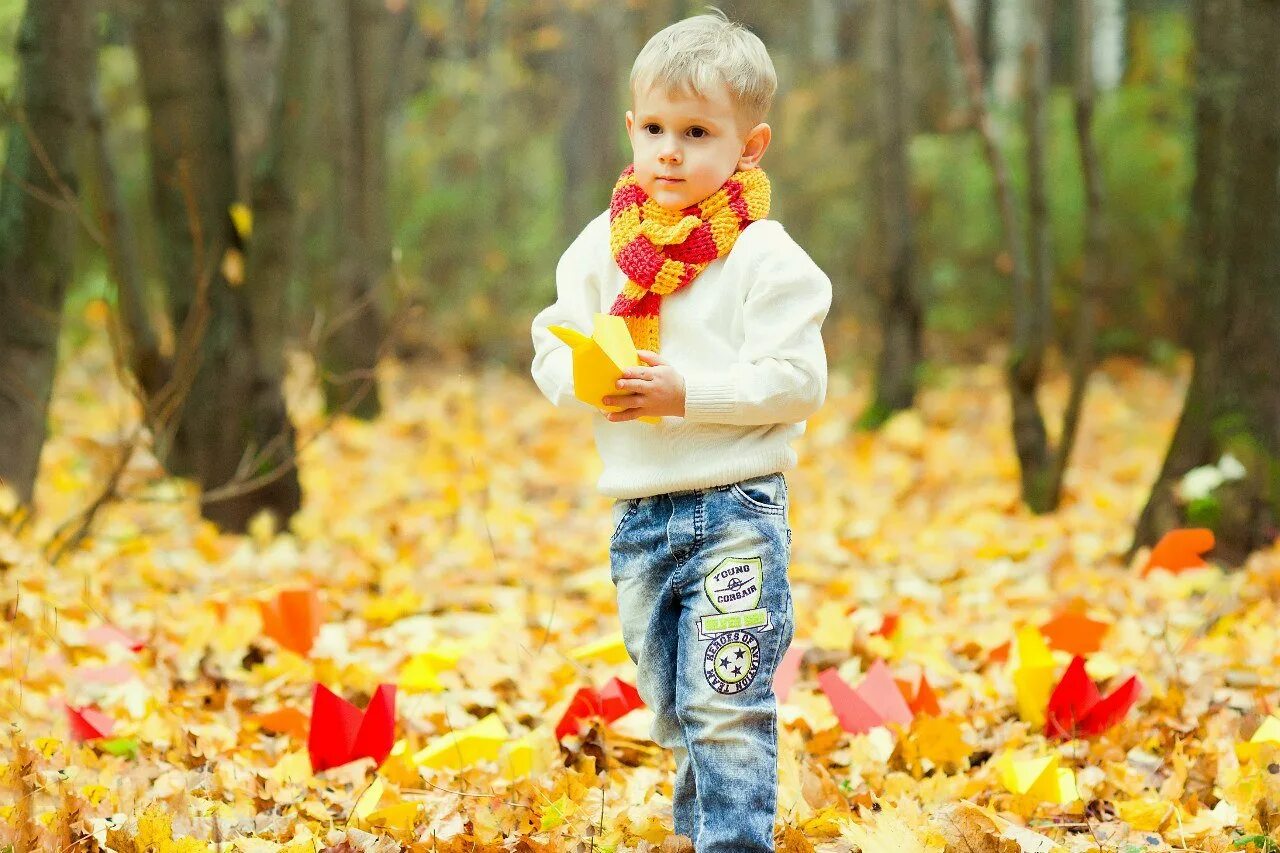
645,124,661,134
688,127,707,138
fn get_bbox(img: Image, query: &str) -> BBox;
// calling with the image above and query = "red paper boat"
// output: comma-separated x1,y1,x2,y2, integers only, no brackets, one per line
66,703,114,741
818,659,914,734
307,683,396,772
556,687,604,741
554,677,645,741
598,677,643,720
1045,656,1141,739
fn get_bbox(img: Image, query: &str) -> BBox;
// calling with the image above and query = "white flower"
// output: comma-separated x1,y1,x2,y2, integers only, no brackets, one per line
1179,465,1223,501
1218,452,1246,481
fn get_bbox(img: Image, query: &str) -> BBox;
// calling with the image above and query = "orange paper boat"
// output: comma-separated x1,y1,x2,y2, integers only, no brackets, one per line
259,588,324,656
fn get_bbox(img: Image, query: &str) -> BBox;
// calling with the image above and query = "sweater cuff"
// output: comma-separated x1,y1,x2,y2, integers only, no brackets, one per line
682,372,738,422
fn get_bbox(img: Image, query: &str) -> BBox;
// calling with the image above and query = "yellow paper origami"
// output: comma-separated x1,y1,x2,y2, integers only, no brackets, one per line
413,713,509,771
997,751,1079,804
501,733,543,781
1012,625,1056,726
547,313,660,425
569,632,630,665
1251,716,1280,744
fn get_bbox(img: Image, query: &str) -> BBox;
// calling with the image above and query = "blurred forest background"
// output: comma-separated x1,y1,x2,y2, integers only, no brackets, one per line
1,0,1276,559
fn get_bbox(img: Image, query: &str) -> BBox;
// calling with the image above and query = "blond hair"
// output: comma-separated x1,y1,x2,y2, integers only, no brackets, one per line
630,6,777,133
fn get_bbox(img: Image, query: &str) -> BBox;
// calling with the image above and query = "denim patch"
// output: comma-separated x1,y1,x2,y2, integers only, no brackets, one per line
703,629,760,694
704,556,763,612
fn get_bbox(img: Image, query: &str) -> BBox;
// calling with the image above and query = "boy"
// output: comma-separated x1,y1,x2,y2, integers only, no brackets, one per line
529,8,831,852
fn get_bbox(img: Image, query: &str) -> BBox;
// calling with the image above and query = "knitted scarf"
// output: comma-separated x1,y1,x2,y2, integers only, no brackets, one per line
607,164,771,354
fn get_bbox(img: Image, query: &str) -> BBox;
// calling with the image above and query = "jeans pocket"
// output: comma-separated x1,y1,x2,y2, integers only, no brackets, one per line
609,498,641,545
729,473,787,515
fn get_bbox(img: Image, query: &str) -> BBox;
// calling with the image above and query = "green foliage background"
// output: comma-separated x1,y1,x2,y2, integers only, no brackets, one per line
0,2,1193,372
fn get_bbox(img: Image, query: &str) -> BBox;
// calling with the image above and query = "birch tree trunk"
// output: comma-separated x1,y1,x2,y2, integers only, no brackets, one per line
0,0,89,506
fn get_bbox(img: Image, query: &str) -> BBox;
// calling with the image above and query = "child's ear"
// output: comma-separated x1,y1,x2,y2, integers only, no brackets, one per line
737,122,771,170
625,110,635,136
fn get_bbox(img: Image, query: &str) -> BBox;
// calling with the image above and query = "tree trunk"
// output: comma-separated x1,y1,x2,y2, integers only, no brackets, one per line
133,0,302,532
85,37,167,401
559,0,623,240
246,0,325,387
1048,0,1105,503
975,0,997,87
1133,0,1278,566
1010,0,1054,512
317,0,391,419
0,0,89,507
1170,0,1238,349
862,0,923,428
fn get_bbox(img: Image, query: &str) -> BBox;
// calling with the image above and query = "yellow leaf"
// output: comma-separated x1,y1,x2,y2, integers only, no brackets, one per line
131,805,213,852
365,801,421,832
399,653,445,692
1115,796,1175,832
539,794,575,831
350,777,385,828
229,202,253,239
902,715,970,770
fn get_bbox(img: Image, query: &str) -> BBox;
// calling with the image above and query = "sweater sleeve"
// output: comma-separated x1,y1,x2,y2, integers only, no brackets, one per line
681,224,833,425
530,214,608,414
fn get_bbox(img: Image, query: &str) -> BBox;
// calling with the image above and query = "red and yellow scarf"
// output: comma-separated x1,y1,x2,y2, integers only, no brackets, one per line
607,164,770,353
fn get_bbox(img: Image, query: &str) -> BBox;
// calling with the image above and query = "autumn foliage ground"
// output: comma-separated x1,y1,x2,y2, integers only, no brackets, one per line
3,322,1280,853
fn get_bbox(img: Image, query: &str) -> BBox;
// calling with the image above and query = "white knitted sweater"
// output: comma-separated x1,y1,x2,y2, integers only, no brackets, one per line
530,210,832,499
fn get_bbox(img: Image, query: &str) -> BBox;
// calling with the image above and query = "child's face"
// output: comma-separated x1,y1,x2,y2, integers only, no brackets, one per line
625,81,770,212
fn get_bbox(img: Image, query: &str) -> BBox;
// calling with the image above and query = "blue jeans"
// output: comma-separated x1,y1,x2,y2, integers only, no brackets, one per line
608,472,795,853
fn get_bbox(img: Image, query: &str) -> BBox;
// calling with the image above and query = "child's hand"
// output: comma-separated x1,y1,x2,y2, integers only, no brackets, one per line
601,350,686,421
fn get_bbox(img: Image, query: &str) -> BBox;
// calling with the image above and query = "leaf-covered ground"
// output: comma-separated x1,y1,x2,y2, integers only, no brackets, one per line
3,326,1280,853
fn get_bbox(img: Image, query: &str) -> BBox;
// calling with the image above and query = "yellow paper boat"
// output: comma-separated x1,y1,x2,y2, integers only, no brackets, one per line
1238,714,1280,761
997,751,1080,804
568,632,630,665
547,313,660,425
500,733,546,781
1251,716,1280,744
413,712,509,770
1012,624,1056,726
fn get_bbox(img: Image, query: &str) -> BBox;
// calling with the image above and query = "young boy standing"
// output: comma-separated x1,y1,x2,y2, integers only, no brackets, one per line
530,9,831,852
